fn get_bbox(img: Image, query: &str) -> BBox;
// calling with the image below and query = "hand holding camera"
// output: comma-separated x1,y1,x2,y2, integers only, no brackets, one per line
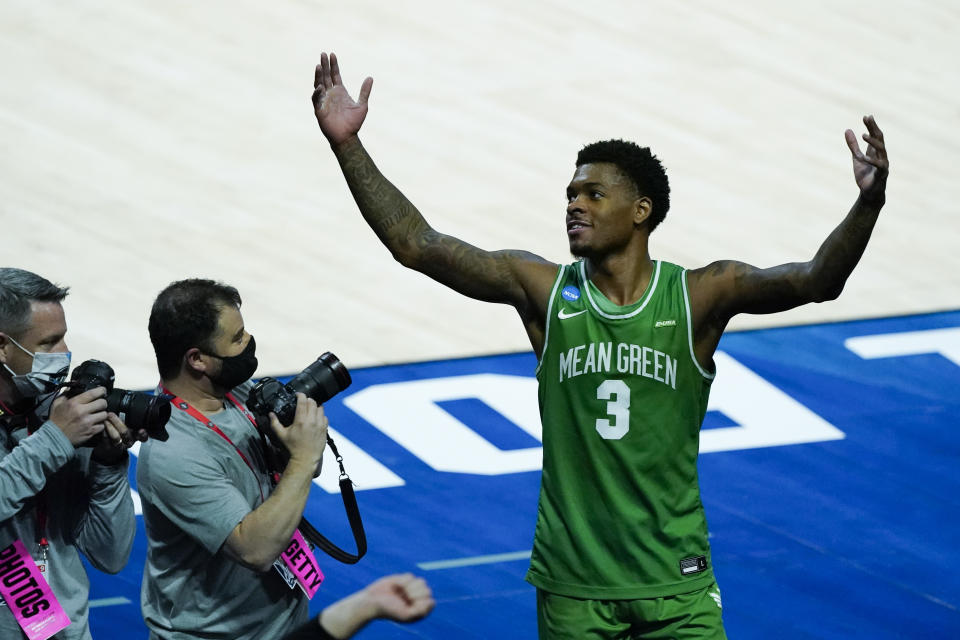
49,386,110,447
246,352,350,462
267,393,329,470
247,352,367,564
246,352,351,427
64,359,171,444
90,412,147,465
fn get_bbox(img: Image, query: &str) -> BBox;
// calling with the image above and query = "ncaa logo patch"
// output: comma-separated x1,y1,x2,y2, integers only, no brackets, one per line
561,286,580,301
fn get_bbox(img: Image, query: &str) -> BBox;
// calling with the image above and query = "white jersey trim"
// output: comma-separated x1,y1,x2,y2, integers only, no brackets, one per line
681,268,716,380
579,260,662,319
535,264,567,377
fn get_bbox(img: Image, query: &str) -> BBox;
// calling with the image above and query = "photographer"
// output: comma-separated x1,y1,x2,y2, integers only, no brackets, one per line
0,268,143,640
138,279,330,640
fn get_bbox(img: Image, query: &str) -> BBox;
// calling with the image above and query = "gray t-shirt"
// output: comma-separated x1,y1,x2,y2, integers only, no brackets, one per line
0,420,136,640
137,384,307,640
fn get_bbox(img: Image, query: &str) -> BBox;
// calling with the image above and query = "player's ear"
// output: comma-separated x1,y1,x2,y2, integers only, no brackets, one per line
634,197,653,227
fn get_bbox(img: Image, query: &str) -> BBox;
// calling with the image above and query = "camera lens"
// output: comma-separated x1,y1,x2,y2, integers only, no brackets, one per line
107,389,171,442
245,353,351,429
65,360,171,443
288,352,352,406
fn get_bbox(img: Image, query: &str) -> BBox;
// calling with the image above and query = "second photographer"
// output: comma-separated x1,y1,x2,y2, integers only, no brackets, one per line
137,279,332,640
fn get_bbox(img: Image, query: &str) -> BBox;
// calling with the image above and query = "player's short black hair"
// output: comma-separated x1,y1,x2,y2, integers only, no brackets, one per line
149,278,242,380
576,139,671,232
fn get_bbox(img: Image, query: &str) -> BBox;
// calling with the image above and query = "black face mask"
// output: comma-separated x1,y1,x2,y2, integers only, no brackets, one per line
204,336,258,390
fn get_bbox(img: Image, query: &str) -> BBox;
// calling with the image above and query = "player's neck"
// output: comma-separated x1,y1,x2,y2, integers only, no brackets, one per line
162,374,227,415
585,250,655,306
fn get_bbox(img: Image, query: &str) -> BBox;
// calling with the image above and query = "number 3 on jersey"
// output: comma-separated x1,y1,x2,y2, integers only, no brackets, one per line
596,379,630,439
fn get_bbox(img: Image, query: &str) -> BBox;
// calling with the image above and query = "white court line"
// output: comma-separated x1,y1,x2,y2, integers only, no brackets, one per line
417,550,531,571
89,597,132,608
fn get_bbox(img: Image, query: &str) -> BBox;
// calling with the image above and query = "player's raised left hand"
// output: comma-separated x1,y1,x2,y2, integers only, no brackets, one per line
845,114,888,207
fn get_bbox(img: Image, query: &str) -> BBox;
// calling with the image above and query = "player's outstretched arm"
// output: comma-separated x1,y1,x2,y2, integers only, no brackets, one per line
687,116,888,354
312,53,556,311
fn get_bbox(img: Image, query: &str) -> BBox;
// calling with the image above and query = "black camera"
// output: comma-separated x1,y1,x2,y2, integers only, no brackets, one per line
248,353,366,564
246,352,351,426
66,360,171,442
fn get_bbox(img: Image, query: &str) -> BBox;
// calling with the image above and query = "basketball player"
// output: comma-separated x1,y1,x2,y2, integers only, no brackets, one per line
311,52,888,639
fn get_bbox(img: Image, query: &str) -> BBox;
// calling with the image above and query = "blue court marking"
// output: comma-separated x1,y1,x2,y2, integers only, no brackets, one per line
86,310,960,639
435,398,542,450
701,409,739,429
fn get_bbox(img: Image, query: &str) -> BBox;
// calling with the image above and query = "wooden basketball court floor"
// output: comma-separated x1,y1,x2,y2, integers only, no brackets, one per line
2,1,958,638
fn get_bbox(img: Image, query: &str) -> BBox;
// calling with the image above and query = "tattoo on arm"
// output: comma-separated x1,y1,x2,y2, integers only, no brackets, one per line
336,141,421,245
809,198,881,296
701,197,882,321
334,138,532,305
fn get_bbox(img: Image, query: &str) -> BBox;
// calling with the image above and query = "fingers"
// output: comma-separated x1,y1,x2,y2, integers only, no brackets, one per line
73,385,108,403
50,389,111,446
317,52,365,93
316,404,328,431
106,413,138,447
394,574,435,619
99,419,118,443
55,386,108,415
267,412,285,439
293,392,319,424
844,129,863,159
76,390,109,424
358,77,373,105
400,575,432,601
409,594,436,618
863,114,884,142
849,114,887,166
330,52,342,86
71,387,109,424
862,133,883,149
102,413,124,446
376,573,434,606
321,52,333,89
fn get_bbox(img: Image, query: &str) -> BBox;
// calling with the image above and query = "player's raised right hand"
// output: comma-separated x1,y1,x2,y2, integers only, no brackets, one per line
312,52,373,147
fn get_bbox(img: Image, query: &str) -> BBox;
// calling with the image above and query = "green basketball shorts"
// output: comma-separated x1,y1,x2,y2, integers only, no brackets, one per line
536,581,726,639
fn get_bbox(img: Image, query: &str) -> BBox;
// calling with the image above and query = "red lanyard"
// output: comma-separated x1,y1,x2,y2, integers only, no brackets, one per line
25,424,49,551
35,504,47,550
162,387,267,503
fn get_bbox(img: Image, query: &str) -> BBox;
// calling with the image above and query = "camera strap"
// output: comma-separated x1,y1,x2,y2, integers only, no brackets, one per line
162,388,366,564
297,435,367,564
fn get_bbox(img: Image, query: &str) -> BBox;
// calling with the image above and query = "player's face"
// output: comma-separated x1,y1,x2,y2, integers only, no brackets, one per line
565,163,647,258
0,302,69,376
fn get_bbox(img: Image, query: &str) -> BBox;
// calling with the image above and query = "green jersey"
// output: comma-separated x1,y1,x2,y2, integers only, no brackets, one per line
526,260,716,599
